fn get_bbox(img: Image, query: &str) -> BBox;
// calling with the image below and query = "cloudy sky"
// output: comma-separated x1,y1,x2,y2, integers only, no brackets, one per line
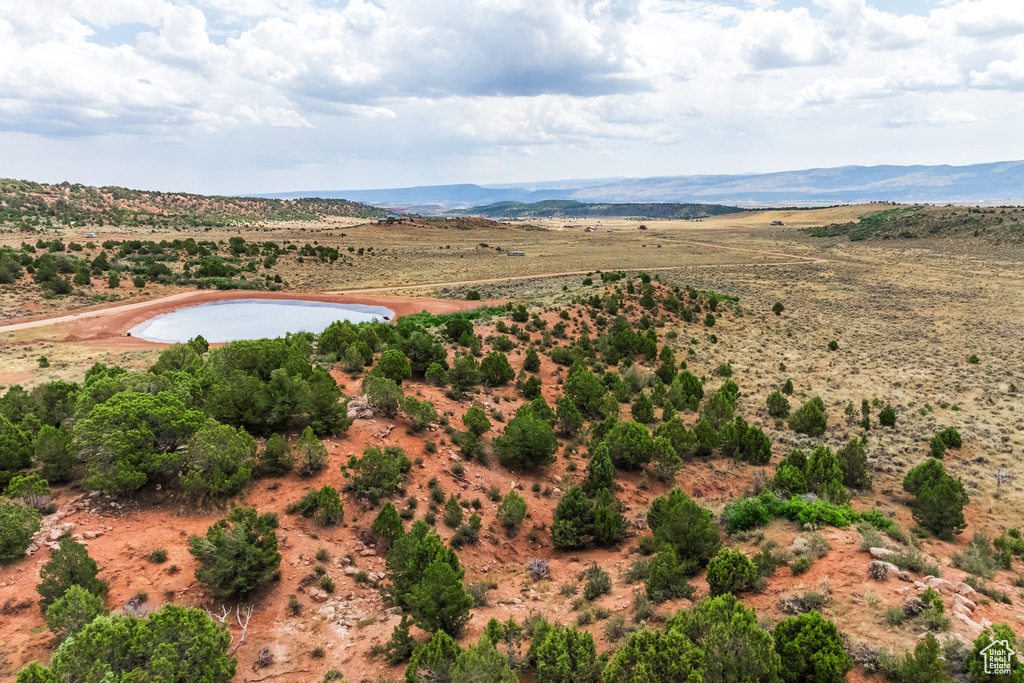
1,0,1023,194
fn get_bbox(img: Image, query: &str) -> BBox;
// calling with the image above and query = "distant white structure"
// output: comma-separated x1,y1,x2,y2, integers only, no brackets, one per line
507,251,525,256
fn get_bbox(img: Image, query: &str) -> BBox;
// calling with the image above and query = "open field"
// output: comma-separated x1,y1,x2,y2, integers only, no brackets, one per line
2,203,1024,682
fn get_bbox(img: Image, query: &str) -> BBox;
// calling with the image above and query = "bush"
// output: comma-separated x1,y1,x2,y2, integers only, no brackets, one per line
879,404,896,427
767,391,790,418
403,396,439,432
0,499,40,563
722,497,771,533
292,485,345,526
583,564,612,600
407,557,474,636
535,626,601,683
789,397,827,436
938,426,962,449
149,548,168,563
384,615,417,664
706,549,756,596
773,302,785,315
494,412,558,469
37,534,109,610
790,557,812,575
900,633,954,683
349,445,411,505
827,340,838,351
604,628,704,683
496,491,527,532
296,426,329,476
374,349,413,385
903,460,969,541
364,376,404,418
837,438,871,489
188,507,281,597
465,290,481,300
523,348,541,373
605,420,655,470
44,584,107,642
481,353,515,386
461,405,491,436
373,503,405,545
180,421,256,503
664,593,780,683
774,611,852,683
648,487,721,574
630,393,655,424
258,433,294,476
19,605,235,683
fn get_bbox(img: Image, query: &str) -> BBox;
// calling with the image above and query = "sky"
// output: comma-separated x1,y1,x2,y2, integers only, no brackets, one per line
2,0,1024,194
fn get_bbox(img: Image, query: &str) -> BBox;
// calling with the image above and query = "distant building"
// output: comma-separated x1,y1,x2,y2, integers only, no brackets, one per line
508,251,525,256
638,224,647,230
85,232,96,238
771,220,785,226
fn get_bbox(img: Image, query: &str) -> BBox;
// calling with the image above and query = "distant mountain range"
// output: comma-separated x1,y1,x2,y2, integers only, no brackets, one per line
448,200,746,220
261,161,1024,210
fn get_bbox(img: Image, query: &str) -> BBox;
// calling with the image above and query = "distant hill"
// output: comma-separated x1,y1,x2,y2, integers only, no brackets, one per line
806,204,1024,244
264,161,1024,208
0,179,384,229
449,200,746,219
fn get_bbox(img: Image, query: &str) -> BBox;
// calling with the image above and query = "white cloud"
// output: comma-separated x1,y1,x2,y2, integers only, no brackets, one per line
0,0,1022,191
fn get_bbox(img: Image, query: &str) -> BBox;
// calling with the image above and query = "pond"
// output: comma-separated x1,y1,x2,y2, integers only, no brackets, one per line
128,299,394,344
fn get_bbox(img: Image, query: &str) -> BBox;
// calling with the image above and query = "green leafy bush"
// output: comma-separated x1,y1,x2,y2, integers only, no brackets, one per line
0,499,40,565
37,534,108,610
496,491,527,532
582,564,612,600
18,605,235,683
767,391,791,418
534,626,601,683
789,396,827,437
44,584,106,642
349,445,411,505
494,412,557,469
706,549,756,596
188,507,281,597
773,611,852,683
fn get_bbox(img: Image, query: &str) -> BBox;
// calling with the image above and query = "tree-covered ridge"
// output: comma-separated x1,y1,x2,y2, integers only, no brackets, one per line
0,178,384,230
450,200,746,220
805,203,1024,243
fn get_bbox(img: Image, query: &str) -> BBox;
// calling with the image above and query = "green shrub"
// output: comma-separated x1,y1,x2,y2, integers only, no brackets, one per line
879,404,896,427
494,412,557,469
349,444,411,505
37,535,109,610
496,491,527,532
188,507,281,597
790,557,812,575
372,503,405,545
767,391,790,418
444,495,464,528
706,549,756,596
827,340,839,351
296,426,329,476
461,405,491,436
647,487,721,574
407,558,473,636
364,376,404,418
603,628,704,683
938,427,962,449
0,499,40,563
148,548,168,563
583,564,612,600
258,433,295,475
903,459,969,541
481,352,515,386
535,626,601,683
18,605,235,682
605,420,654,470
789,396,827,436
44,584,106,642
774,611,852,683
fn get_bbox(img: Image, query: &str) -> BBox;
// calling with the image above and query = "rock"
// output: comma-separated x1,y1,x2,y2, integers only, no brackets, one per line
951,602,973,616
954,582,983,603
308,588,329,603
359,549,376,557
869,547,895,559
344,566,359,575
952,611,984,637
386,606,402,616
926,577,955,594
880,561,901,575
84,531,97,540
952,593,977,613
48,529,63,541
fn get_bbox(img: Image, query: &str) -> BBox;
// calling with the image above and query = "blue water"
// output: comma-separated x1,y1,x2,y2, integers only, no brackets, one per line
129,299,394,344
